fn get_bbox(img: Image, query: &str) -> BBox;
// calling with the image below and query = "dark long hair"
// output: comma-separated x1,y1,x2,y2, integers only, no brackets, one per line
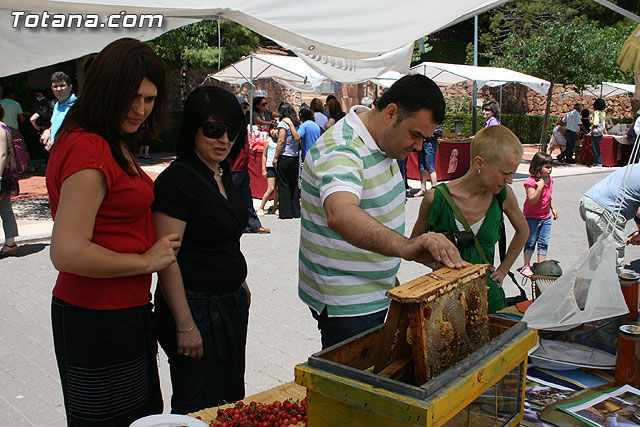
176,86,247,162
252,96,265,113
326,98,344,119
278,102,300,127
57,38,168,176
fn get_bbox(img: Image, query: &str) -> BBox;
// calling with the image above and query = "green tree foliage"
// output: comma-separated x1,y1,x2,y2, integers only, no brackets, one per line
490,20,634,147
493,21,631,89
477,0,577,59
478,0,640,53
148,20,259,70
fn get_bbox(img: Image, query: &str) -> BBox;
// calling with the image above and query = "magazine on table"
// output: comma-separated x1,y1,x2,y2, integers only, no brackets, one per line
557,384,640,427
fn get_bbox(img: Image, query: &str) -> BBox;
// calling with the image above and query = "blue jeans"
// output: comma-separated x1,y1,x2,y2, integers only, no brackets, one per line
398,159,409,189
591,134,602,165
311,306,387,349
418,139,438,173
524,216,552,256
155,286,249,414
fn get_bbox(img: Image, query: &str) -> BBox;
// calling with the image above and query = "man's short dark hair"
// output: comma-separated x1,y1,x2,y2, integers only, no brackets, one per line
3,87,15,98
50,71,71,85
299,105,314,122
376,75,445,124
593,98,606,111
574,103,582,110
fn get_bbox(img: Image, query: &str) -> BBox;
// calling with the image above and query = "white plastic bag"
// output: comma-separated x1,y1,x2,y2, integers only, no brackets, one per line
522,232,629,331
529,338,617,370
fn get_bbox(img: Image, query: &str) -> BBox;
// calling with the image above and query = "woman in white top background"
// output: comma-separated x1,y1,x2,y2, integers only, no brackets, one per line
548,118,567,156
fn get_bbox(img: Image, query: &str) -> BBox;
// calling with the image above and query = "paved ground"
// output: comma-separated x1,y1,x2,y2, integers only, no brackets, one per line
1,149,640,425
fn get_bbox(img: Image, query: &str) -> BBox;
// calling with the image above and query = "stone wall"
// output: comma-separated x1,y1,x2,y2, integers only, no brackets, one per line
442,81,633,119
175,67,634,120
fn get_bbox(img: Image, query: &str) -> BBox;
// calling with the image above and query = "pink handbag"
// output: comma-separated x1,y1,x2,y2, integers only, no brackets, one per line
11,138,27,173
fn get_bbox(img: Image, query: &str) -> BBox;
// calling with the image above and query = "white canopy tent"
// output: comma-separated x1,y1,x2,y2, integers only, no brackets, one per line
561,81,635,99
0,0,512,79
409,61,551,96
206,54,326,94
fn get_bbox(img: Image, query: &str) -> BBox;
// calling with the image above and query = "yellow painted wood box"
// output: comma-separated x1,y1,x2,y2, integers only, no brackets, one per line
294,267,538,426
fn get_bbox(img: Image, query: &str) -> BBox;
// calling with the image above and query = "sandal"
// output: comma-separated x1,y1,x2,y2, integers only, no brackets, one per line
0,243,18,258
517,265,533,277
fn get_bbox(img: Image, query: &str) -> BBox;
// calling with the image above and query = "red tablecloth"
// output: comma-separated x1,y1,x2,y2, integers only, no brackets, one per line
248,149,269,199
582,135,630,167
406,140,471,181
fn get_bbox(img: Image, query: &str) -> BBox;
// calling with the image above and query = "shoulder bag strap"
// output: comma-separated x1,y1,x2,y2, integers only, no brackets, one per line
435,185,490,265
497,189,507,262
495,189,526,294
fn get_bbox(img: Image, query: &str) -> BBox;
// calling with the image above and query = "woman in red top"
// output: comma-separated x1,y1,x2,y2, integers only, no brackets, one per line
46,38,180,426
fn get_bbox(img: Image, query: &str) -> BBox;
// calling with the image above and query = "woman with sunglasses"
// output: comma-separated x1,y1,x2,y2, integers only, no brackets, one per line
252,96,273,127
46,38,180,425
152,85,251,414
482,100,501,127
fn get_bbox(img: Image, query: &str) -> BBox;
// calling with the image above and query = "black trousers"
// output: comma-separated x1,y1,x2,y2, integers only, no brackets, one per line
51,297,162,427
277,155,300,219
559,129,577,162
154,286,249,414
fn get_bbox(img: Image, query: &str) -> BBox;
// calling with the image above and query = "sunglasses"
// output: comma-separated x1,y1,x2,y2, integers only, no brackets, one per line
260,102,267,106
201,121,240,142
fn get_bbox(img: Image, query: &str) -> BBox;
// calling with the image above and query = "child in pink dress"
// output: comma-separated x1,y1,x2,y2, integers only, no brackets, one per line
518,152,558,277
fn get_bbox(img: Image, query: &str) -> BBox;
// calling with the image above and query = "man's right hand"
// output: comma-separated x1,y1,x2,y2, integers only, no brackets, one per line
399,232,466,269
40,129,52,151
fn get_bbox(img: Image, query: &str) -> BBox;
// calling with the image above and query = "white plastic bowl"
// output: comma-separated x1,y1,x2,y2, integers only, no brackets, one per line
129,414,209,427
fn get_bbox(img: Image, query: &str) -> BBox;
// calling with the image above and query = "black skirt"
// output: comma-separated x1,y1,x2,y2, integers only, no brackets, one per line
51,297,162,426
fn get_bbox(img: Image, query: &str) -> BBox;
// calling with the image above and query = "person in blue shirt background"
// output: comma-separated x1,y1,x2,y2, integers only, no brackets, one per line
298,105,321,163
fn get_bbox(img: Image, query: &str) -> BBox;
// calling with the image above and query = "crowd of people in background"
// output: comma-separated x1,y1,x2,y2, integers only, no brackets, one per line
4,36,640,425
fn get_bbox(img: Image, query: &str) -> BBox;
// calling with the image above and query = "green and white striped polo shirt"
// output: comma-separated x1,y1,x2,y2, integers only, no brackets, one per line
298,106,405,317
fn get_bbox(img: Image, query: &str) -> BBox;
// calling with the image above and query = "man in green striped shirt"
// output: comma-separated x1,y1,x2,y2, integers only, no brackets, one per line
299,75,465,349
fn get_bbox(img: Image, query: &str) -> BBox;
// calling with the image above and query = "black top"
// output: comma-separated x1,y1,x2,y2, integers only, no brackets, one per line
152,153,249,294
35,108,52,129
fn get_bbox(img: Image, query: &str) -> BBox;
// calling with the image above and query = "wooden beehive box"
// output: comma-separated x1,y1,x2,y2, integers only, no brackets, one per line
295,265,538,426
374,264,490,385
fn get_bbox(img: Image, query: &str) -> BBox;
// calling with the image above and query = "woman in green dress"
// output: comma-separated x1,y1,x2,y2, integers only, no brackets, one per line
411,125,529,313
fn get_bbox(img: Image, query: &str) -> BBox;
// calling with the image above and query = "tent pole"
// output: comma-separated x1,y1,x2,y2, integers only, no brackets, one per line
217,14,222,71
249,55,254,142
472,15,478,134
499,84,503,122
